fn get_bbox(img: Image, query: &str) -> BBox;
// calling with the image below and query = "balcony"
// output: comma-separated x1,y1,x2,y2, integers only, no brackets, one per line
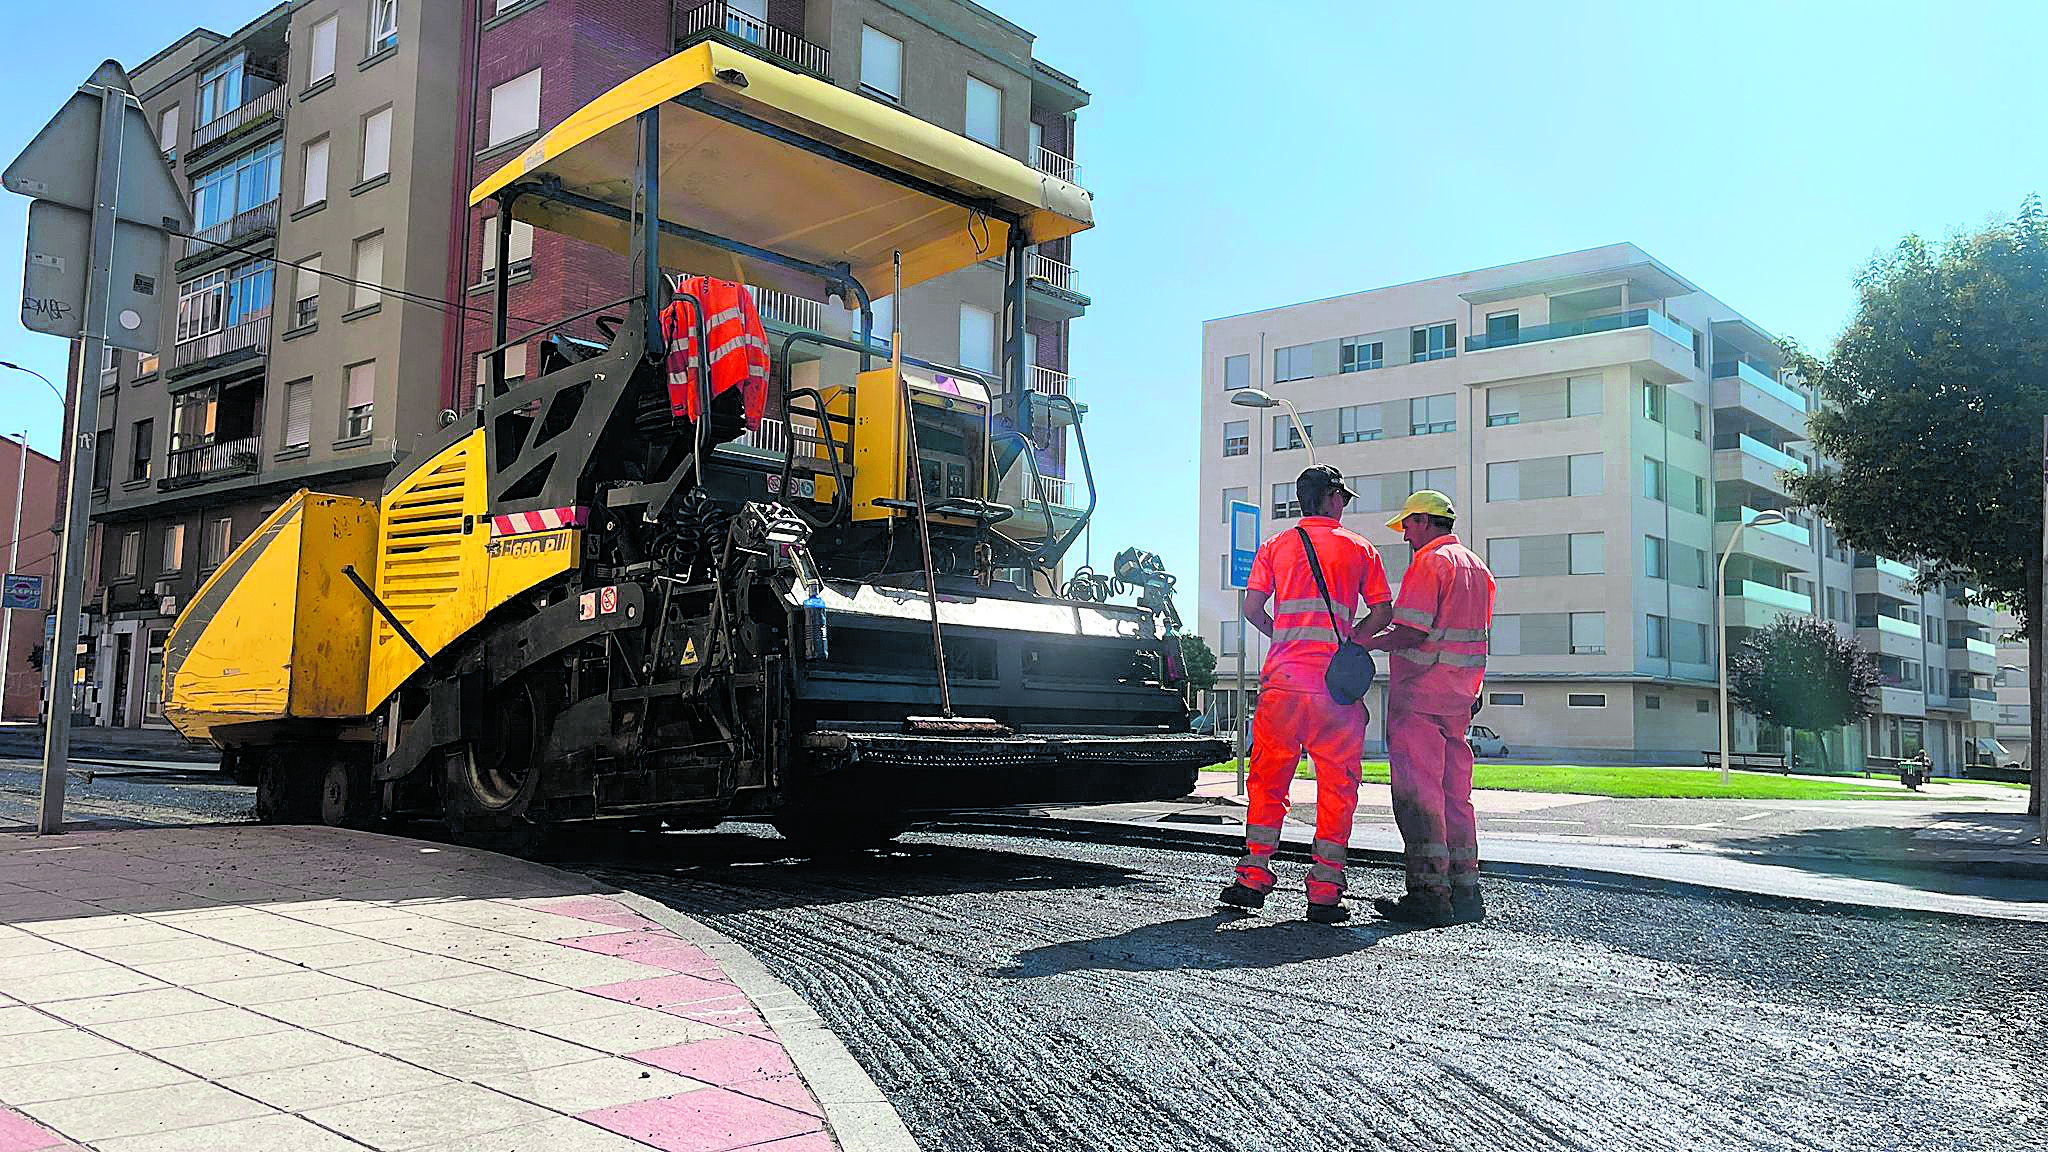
1711,360,1808,440
180,199,279,269
188,87,286,162
1033,146,1081,185
1713,433,1807,498
1464,308,1695,354
1968,693,1999,724
161,436,260,492
1713,360,1808,411
673,1,829,79
1945,594,1998,627
169,315,269,378
1857,612,1925,658
1876,683,1927,718
1714,506,1810,570
1726,580,1810,629
747,286,826,331
1852,555,1915,602
1948,636,1997,674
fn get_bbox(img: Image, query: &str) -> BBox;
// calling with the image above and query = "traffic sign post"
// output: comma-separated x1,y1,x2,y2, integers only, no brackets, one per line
1228,500,1260,797
5,62,189,833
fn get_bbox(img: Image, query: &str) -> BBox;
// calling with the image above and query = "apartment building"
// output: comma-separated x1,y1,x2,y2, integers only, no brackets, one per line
1994,609,2030,768
0,437,60,722
84,0,1089,728
1198,244,2000,770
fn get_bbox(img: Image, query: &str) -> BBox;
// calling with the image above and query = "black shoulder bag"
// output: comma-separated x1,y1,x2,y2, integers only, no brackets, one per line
1295,526,1378,705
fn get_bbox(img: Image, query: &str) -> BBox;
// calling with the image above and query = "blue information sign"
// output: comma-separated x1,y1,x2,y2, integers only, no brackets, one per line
1,574,41,611
1228,501,1260,590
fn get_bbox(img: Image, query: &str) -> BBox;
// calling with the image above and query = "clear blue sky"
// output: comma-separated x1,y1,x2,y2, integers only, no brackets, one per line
3,1,2042,619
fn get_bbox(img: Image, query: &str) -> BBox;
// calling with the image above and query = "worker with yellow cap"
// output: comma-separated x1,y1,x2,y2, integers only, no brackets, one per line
1359,490,1496,927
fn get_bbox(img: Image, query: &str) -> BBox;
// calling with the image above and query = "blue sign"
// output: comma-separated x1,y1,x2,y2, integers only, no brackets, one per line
1228,501,1260,590
2,574,41,611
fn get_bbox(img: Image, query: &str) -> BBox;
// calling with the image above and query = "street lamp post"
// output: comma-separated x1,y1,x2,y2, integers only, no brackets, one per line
1717,508,1790,785
1230,388,1315,467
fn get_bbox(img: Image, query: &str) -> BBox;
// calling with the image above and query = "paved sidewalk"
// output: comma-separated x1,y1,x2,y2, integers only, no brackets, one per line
0,826,914,1152
0,725,216,768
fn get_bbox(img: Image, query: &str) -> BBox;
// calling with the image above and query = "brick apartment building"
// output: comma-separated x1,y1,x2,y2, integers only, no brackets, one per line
0,435,60,722
84,0,1090,728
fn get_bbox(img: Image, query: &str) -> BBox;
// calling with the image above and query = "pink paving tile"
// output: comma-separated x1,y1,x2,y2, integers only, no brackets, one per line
727,1075,823,1118
582,1088,822,1152
568,930,699,958
742,1134,838,1151
530,896,659,929
0,1108,65,1152
629,1036,795,1086
589,973,743,1010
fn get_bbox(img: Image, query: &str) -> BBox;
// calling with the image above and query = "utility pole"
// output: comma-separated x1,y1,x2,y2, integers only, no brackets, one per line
0,430,28,722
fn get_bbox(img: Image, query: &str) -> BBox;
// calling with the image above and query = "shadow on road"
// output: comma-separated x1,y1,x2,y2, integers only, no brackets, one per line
992,910,1393,979
1706,816,2048,903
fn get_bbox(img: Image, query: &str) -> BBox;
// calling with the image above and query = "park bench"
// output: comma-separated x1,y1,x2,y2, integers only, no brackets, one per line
1701,751,1788,774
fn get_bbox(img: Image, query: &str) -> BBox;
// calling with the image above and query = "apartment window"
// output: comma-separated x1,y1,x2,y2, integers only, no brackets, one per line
343,362,375,439
1570,612,1605,655
202,518,234,569
1485,311,1519,342
137,352,159,378
1697,697,1711,713
1410,467,1455,499
351,233,384,310
476,344,528,386
1340,336,1383,373
1567,374,1603,416
1567,693,1607,708
1643,382,1665,423
1411,321,1456,362
1644,535,1667,579
369,0,399,54
1677,620,1709,664
361,106,393,182
1223,354,1249,392
157,105,179,154
161,523,186,574
1337,405,1382,443
1219,620,1241,658
1272,416,1311,452
1220,487,1247,521
860,26,903,102
1409,393,1455,436
965,76,1001,148
98,345,118,389
292,256,320,328
1485,388,1519,426
1570,453,1603,495
226,261,273,327
308,15,338,86
480,215,535,281
117,530,140,578
1570,533,1603,574
1488,454,1597,501
1645,693,1663,710
1646,614,1669,659
959,304,995,374
1222,420,1249,458
301,137,329,209
130,420,153,482
195,53,244,129
1271,482,1299,521
282,378,312,451
1491,615,1522,656
190,139,283,233
1487,692,1524,706
488,69,542,148
1273,343,1314,383
1642,458,1666,502
1487,538,1522,577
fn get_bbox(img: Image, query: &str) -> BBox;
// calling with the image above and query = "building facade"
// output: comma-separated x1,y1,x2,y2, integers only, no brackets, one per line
86,0,1088,728
0,437,61,722
1198,244,2000,769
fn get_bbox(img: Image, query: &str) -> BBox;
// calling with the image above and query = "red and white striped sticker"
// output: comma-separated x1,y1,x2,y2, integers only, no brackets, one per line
489,506,588,538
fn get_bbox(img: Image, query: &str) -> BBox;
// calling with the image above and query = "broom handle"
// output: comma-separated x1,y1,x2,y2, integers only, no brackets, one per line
895,251,954,716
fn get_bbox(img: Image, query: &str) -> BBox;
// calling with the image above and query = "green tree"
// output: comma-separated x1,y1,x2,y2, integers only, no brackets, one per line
1728,616,1878,773
1178,633,1218,707
1784,195,2046,818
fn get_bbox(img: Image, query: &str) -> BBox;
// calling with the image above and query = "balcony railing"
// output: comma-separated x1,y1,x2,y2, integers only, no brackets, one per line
161,435,260,489
674,1,829,78
187,198,280,258
188,86,286,158
1949,636,1997,656
747,286,826,331
170,314,270,374
1717,504,1810,547
1030,473,1073,508
1857,613,1920,639
1464,307,1695,354
1028,251,1076,294
1712,359,1809,412
1739,580,1810,614
1855,554,1916,580
1033,146,1080,184
1719,432,1808,476
1029,365,1072,400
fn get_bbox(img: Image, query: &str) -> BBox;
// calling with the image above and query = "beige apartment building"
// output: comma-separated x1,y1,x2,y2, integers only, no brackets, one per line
1198,244,2001,769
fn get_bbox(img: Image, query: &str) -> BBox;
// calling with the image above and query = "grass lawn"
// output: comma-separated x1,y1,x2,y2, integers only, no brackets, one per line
1204,759,1898,800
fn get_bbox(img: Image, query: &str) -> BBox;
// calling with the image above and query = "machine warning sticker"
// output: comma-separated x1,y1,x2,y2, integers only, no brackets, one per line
682,638,699,665
487,530,571,559
600,586,619,615
578,591,597,621
766,473,820,501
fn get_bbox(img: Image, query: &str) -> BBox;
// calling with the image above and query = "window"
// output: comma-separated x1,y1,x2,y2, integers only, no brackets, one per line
1570,453,1603,495
1645,693,1663,710
1486,388,1519,426
1273,343,1314,383
195,53,244,129
1340,336,1383,373
351,233,384,310
1222,420,1249,458
1271,482,1299,520
227,261,273,327
98,345,118,388
1568,374,1603,416
1487,538,1521,577
477,344,528,386
1677,620,1709,664
965,76,1001,147
343,362,375,438
480,215,534,281
308,15,338,86
1223,354,1249,392
1570,532,1603,574
1569,612,1605,655
1219,620,1241,658
157,105,179,155
1272,416,1310,452
119,531,140,578
1487,692,1524,706
959,304,995,374
137,352,159,378
1642,457,1666,502
1409,393,1456,436
190,139,283,233
369,0,399,54
1485,311,1519,342
282,379,312,451
1336,405,1382,443
301,137,329,209
1643,382,1665,423
1567,693,1607,708
488,69,542,148
1411,321,1456,362
161,523,186,573
1488,455,1598,501
1646,614,1669,659
361,106,393,181
203,518,234,568
1491,615,1522,655
130,420,153,482
292,256,320,328
1220,487,1247,521
1644,535,1667,579
1410,467,1455,499
860,26,902,102
1697,698,1711,713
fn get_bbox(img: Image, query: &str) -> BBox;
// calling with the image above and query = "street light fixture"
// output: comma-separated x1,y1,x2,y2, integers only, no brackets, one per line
1718,507,1791,785
1230,387,1316,466
0,361,63,402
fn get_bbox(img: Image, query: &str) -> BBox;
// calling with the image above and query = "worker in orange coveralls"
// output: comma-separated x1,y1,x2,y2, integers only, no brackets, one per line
1220,465,1393,924
1360,490,1496,928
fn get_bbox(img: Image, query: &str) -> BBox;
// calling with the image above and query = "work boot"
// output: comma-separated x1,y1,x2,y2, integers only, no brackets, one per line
1218,882,1267,911
1451,887,1485,924
1305,901,1350,925
1372,891,1454,928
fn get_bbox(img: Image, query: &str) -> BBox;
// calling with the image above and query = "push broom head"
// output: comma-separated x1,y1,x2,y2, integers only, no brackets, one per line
903,715,1012,736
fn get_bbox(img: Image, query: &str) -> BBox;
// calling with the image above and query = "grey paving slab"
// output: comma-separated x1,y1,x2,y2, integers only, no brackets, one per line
303,1081,558,1151
257,988,439,1028
318,1011,601,1079
327,954,496,987
91,1112,373,1152
121,951,306,985
3,966,166,1005
471,1057,707,1113
39,987,219,1026
461,989,643,1029
188,969,361,1006
152,1027,367,1078
391,971,564,1009
266,938,424,970
90,1005,292,1051
0,1002,65,1036
408,1114,665,1152
0,1051,198,1105
217,1052,456,1113
92,937,247,966
531,1006,730,1054
18,1079,275,1142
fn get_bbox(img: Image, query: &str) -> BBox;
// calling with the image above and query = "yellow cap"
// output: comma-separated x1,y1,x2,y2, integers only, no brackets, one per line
1385,489,1456,530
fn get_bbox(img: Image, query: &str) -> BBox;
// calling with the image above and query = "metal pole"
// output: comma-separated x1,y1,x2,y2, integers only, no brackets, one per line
39,74,126,834
1717,522,1744,787
0,430,27,721
1277,397,1316,467
1235,587,1246,796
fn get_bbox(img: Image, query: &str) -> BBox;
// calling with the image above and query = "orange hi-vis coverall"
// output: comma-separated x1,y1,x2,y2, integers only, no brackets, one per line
1385,534,1496,901
1236,517,1392,906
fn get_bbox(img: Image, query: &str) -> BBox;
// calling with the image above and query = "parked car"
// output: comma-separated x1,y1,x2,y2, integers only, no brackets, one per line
1467,724,1509,757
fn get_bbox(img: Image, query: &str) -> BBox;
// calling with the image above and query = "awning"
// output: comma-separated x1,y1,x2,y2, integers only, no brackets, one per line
470,42,1092,299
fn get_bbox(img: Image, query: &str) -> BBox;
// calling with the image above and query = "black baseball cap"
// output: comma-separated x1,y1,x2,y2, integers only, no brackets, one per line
1296,464,1356,510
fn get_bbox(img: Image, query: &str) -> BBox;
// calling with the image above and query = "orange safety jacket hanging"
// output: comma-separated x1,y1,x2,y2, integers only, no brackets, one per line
662,276,771,429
